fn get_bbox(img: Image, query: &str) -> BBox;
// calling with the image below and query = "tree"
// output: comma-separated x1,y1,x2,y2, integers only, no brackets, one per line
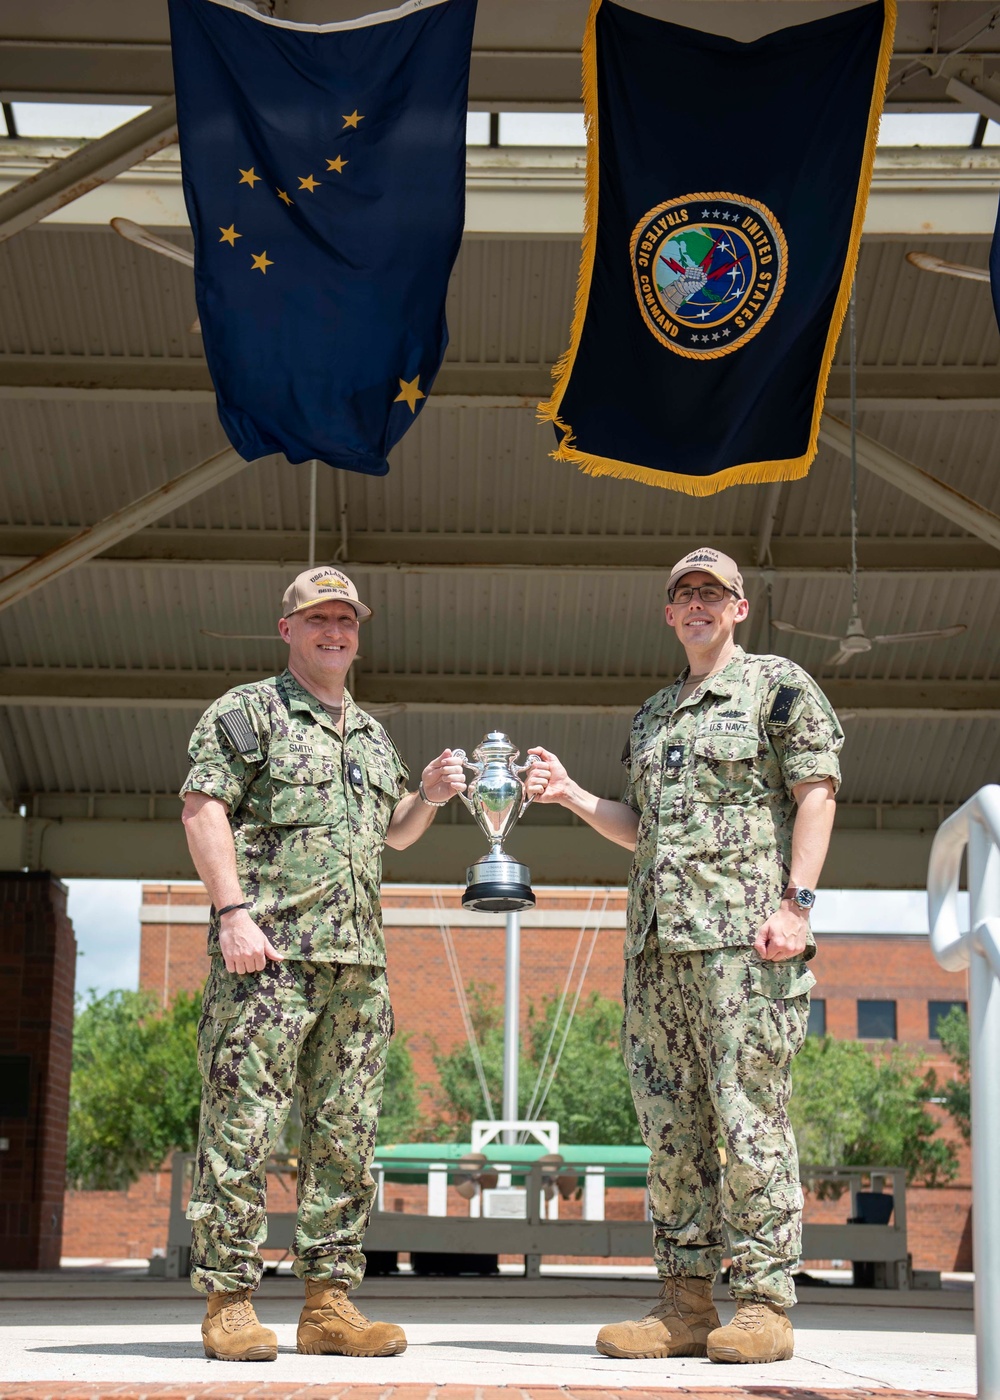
68,987,423,1187
789,1035,958,1187
936,1005,971,1142
67,989,202,1190
376,1033,424,1144
524,992,641,1145
431,984,640,1144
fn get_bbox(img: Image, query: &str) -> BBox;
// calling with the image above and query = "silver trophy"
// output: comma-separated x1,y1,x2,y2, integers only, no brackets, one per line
453,732,539,912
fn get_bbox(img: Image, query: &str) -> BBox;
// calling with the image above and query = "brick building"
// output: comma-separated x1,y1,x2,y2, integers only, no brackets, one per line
136,881,969,1092
62,880,971,1269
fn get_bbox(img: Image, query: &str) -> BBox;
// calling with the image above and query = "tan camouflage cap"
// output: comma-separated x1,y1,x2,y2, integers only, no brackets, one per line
666,546,744,599
281,566,372,621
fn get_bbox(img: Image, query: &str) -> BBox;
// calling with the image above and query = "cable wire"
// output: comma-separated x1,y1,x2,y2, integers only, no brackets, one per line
433,892,495,1120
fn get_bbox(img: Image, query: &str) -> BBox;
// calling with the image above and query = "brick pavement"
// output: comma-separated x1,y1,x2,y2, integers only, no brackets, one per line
0,1385,973,1400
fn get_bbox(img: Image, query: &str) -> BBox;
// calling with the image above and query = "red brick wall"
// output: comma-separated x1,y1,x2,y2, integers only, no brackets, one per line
0,872,76,1268
140,885,213,1007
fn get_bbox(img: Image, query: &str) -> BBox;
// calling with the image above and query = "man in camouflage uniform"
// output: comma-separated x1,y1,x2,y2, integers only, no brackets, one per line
531,546,842,1364
180,566,478,1362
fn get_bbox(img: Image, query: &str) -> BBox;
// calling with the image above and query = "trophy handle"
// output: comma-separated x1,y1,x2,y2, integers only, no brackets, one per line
452,748,481,817
514,753,541,817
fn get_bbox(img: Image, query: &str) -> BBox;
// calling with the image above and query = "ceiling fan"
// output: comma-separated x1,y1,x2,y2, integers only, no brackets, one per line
772,286,966,667
110,217,202,332
905,250,989,284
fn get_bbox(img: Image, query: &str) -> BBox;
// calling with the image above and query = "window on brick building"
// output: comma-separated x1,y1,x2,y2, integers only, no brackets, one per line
857,999,897,1039
807,999,826,1036
928,1000,967,1039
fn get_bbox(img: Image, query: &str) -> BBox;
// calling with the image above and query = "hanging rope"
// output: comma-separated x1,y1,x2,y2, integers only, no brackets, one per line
433,891,495,1120
525,891,610,1129
521,889,595,1126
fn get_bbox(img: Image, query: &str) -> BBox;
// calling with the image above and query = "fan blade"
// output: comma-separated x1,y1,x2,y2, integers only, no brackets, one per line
111,217,195,269
871,625,967,645
905,251,989,284
190,316,202,334
772,620,843,643
826,648,854,666
200,629,280,640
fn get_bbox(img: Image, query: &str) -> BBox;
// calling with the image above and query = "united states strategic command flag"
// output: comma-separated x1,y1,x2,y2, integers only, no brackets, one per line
168,0,477,476
540,0,895,495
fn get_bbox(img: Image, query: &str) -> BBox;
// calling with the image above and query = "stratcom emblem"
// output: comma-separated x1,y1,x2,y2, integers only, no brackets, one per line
630,192,787,359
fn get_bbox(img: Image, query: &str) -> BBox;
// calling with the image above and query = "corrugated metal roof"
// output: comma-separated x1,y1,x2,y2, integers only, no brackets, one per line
0,563,993,685
5,700,998,811
0,231,996,371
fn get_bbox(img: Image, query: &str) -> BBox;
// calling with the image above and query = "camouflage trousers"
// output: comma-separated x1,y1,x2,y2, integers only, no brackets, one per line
623,935,813,1307
187,956,391,1295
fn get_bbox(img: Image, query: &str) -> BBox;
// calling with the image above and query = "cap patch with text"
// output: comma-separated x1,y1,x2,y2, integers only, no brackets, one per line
666,545,744,599
281,566,372,621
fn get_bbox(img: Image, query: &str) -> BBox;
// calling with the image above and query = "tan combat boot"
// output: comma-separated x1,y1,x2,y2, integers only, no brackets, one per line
297,1278,407,1356
201,1288,278,1362
596,1276,720,1358
707,1299,794,1363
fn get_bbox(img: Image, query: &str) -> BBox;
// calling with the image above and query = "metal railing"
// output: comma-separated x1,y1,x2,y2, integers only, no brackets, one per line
928,783,1000,1400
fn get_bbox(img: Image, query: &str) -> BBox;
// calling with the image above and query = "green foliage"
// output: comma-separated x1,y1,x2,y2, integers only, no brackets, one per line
431,983,639,1145
70,986,424,1184
376,1032,424,1144
524,992,641,1145
790,1034,958,1188
936,1005,971,1142
429,984,517,1135
67,988,203,1190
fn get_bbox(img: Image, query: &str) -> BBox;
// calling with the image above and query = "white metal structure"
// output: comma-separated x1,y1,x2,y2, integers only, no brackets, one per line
928,784,1000,1400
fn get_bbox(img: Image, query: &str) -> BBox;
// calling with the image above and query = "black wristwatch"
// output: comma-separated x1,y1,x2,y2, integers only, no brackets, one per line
783,886,816,912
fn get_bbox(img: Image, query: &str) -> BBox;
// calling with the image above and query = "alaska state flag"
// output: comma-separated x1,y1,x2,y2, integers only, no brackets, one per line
168,0,477,476
540,0,895,495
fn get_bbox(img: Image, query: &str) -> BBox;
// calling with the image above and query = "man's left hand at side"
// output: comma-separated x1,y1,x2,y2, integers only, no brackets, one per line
753,904,810,961
420,748,467,805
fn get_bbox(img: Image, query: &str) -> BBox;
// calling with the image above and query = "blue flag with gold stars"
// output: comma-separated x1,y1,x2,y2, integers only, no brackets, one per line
168,0,476,476
539,0,894,496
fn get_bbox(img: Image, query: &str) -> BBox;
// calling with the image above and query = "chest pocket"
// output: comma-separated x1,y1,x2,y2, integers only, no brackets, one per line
269,752,342,827
692,732,760,805
361,757,401,839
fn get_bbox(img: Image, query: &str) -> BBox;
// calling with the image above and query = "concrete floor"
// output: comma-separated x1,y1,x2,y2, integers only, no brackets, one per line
0,1269,976,1393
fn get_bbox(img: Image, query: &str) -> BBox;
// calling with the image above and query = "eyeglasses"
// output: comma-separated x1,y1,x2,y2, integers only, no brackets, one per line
668,583,735,605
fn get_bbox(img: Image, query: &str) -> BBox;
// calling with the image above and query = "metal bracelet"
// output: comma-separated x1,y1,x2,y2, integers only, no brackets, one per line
418,779,448,808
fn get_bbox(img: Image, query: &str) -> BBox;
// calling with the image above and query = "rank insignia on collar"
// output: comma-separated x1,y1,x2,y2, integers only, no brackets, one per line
347,760,364,791
665,744,685,769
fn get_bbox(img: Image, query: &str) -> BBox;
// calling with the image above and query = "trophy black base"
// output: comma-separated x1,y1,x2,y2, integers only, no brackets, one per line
462,855,535,913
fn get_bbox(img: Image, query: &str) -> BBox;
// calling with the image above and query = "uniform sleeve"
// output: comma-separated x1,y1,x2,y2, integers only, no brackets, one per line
766,671,844,797
179,693,266,811
620,733,641,814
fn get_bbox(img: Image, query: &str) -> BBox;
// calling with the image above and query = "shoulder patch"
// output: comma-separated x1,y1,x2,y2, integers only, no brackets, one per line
767,685,802,728
218,708,259,755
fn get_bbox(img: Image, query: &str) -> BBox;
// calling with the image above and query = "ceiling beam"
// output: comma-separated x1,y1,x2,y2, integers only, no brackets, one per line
3,357,1000,405
0,808,936,888
0,32,988,113
0,526,996,574
820,414,1000,554
0,445,248,614
1,668,997,715
1,144,998,237
0,100,177,244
